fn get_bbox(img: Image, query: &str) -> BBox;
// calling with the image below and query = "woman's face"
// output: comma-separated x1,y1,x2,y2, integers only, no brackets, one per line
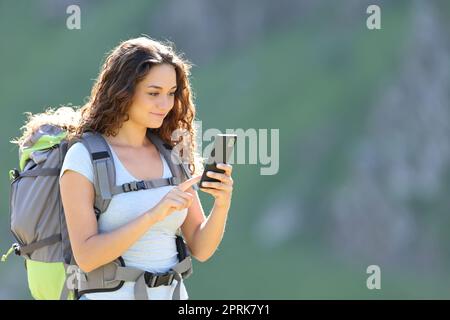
127,63,178,129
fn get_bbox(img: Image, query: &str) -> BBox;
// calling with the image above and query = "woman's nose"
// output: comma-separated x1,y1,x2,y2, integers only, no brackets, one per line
156,96,173,111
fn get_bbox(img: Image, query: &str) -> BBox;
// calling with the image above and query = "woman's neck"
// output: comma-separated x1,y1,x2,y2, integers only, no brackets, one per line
103,123,151,148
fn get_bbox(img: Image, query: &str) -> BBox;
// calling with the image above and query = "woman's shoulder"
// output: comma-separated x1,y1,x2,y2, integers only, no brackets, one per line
65,141,91,161
60,141,94,183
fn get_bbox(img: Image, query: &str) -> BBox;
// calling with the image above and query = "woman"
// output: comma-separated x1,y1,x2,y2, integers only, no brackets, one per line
59,36,234,300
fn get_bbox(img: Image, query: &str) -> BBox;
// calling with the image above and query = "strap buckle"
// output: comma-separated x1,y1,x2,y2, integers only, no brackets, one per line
169,177,180,185
122,183,131,193
144,272,157,287
122,181,147,193
135,181,146,191
144,272,175,288
9,169,20,181
13,243,21,256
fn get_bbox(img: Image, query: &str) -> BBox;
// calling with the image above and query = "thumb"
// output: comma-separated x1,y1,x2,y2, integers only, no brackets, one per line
178,175,202,192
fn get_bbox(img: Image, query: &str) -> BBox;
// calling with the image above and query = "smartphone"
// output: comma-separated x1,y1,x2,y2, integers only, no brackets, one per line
199,134,237,188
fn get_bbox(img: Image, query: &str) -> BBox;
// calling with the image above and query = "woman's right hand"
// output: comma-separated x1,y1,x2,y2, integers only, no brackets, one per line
147,175,201,222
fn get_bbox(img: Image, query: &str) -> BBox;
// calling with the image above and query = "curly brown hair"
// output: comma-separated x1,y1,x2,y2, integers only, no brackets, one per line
76,37,202,174
11,36,203,175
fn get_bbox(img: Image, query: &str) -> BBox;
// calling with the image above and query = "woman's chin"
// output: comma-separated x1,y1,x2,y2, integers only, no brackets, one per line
147,120,164,129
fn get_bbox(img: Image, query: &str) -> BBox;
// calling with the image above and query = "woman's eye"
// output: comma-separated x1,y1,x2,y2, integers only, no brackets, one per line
148,92,176,96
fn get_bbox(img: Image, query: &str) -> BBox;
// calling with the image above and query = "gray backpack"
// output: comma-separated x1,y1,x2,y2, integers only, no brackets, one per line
2,123,195,300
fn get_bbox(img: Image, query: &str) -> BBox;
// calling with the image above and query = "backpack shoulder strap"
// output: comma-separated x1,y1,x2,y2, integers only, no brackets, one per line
146,129,199,191
77,131,116,215
146,130,184,184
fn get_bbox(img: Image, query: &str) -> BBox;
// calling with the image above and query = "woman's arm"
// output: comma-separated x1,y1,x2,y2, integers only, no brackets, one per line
182,163,233,262
60,170,161,273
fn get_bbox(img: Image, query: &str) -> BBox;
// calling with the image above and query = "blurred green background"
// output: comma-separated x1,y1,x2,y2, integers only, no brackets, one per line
2,0,450,299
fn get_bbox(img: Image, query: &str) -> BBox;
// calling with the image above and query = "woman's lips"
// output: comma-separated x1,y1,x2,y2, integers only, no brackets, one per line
150,112,165,118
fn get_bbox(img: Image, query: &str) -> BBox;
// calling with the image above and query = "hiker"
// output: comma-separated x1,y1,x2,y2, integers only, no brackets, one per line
61,36,235,300
6,36,234,300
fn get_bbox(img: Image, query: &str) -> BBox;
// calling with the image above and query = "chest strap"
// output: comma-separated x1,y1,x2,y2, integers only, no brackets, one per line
110,176,182,195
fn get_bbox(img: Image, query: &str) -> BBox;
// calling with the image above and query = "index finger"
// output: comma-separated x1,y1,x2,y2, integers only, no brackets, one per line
178,175,202,192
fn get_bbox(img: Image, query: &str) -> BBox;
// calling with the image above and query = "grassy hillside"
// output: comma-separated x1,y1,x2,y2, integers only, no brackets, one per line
183,4,450,299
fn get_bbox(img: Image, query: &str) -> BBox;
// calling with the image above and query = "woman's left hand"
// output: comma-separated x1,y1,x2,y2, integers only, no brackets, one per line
199,163,233,209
